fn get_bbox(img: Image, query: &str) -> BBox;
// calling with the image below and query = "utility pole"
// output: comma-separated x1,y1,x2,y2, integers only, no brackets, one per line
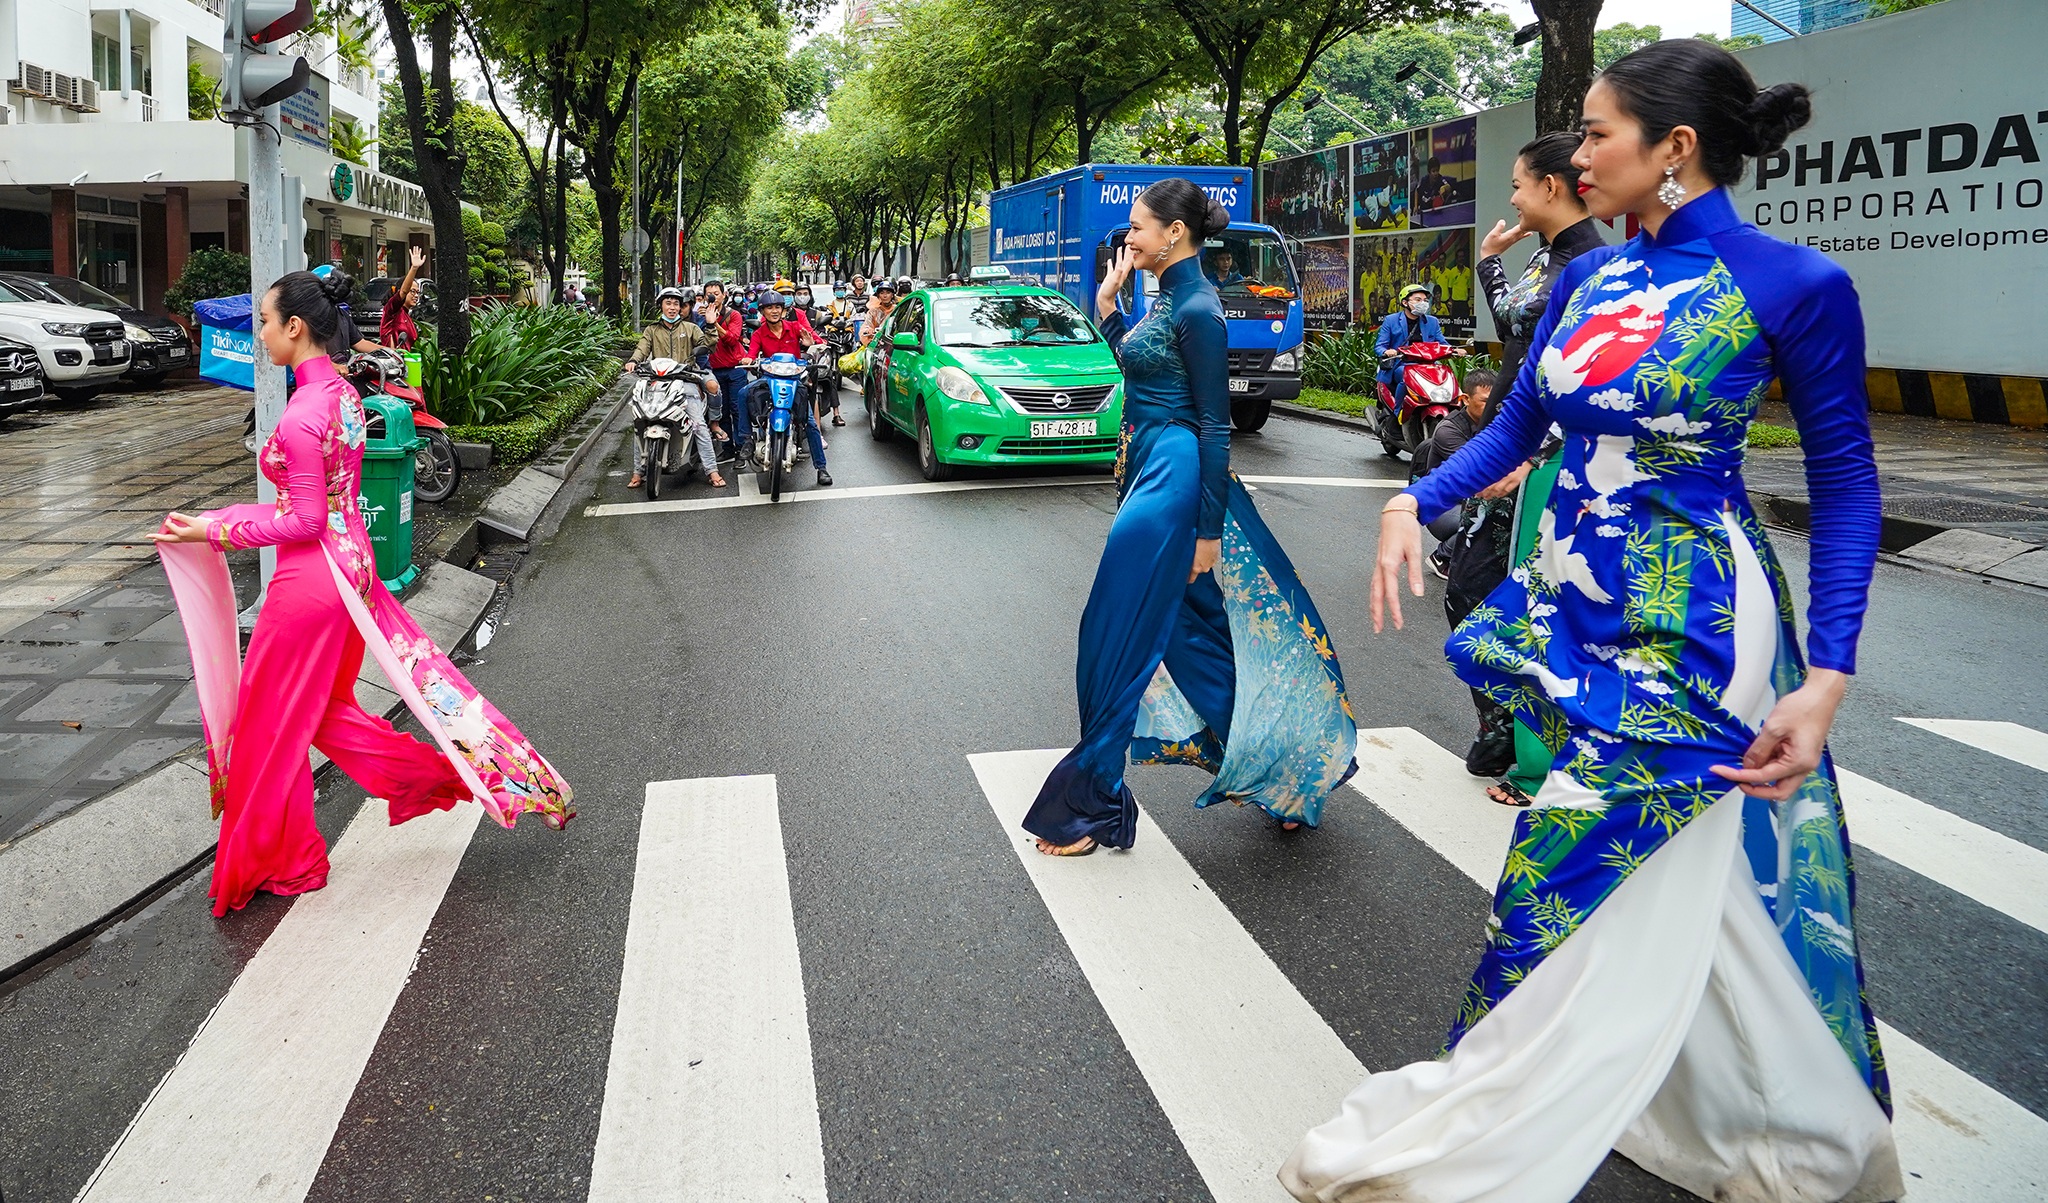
630,79,641,329
222,0,311,589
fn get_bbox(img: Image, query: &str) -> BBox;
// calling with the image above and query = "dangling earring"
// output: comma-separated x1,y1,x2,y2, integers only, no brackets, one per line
1155,235,1179,263
1658,164,1687,209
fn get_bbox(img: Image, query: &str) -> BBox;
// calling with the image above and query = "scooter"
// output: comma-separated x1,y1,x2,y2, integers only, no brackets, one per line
749,352,807,503
346,348,461,503
806,338,842,420
1375,340,1460,459
631,357,713,501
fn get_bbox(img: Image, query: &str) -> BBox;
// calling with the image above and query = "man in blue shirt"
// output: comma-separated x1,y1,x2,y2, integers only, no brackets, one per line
1374,282,1444,402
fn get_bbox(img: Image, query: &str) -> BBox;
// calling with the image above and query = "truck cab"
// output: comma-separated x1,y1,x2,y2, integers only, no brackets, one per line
988,164,1304,432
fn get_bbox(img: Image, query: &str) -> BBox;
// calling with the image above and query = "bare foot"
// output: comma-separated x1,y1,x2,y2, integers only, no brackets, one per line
627,472,643,488
1033,836,1097,857
1281,821,1301,830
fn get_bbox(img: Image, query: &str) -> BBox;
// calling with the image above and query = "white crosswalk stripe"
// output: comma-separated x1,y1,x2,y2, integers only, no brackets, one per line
76,798,484,1203
1897,717,2048,774
587,775,829,1203
1341,726,2048,1202
1835,768,2048,935
971,749,1366,1203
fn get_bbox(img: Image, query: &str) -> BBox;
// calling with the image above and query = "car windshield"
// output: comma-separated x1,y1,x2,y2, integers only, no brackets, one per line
932,293,1098,348
0,281,31,304
31,275,124,311
1198,230,1297,299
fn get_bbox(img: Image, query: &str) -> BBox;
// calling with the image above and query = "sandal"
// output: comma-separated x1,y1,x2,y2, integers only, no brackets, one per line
1487,779,1534,808
708,473,726,488
831,415,846,426
627,473,643,488
1034,836,1097,857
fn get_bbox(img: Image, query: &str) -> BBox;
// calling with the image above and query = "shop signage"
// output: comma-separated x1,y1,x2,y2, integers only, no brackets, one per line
329,164,430,222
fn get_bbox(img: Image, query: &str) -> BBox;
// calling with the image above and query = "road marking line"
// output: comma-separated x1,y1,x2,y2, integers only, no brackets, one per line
584,475,1107,516
1835,768,2048,935
1235,475,1407,488
1897,717,2048,774
969,748,1366,1203
738,470,761,499
1348,726,2048,1201
586,775,828,1203
76,798,483,1203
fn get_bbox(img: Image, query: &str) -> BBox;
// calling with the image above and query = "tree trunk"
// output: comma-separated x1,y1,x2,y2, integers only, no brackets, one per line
382,0,471,355
1532,0,1604,134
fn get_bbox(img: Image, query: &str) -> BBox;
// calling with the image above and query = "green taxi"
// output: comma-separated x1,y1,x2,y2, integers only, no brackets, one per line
864,268,1123,479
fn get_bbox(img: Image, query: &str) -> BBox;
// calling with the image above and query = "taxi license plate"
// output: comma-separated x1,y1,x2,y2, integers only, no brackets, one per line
1030,419,1096,438
1227,377,1250,393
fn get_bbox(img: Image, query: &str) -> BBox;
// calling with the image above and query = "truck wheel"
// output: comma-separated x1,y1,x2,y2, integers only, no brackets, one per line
916,405,954,482
1230,398,1272,432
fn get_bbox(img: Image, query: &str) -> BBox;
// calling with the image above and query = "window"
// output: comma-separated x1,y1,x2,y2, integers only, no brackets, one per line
933,293,1099,348
92,32,121,92
1198,230,1298,299
895,297,925,341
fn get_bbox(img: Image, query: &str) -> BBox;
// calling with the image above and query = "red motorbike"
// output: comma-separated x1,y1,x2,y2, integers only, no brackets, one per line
1375,340,1460,459
347,348,460,503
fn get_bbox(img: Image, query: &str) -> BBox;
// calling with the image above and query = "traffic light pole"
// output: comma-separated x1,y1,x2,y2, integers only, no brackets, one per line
249,106,286,589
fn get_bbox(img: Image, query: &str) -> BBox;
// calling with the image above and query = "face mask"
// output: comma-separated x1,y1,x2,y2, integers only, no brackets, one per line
661,312,682,325
796,294,812,305
1407,299,1430,315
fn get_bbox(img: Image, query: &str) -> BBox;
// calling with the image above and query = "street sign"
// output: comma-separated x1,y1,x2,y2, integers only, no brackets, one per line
627,227,651,257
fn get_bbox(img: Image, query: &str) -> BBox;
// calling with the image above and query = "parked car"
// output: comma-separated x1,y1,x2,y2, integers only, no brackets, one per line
0,272,189,387
0,336,45,420
0,278,129,402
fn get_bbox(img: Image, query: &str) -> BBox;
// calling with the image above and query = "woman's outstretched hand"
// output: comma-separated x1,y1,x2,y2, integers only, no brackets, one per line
1710,669,1849,800
1098,245,1137,320
1189,537,1220,582
149,512,207,545
1371,504,1425,632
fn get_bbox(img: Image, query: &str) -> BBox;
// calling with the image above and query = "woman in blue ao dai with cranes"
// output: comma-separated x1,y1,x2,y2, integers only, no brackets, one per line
1287,42,1901,1203
1023,181,1356,854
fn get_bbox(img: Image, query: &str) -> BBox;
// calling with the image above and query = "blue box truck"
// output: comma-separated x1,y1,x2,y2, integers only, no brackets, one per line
987,163,1303,431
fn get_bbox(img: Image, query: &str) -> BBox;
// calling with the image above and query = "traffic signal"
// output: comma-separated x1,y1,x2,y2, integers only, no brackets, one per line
222,0,313,116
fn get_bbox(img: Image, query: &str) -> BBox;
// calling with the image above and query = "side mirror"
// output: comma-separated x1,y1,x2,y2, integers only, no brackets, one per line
892,330,919,350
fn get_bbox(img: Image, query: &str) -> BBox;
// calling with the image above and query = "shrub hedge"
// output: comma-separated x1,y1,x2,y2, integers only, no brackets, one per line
420,302,623,428
446,372,616,464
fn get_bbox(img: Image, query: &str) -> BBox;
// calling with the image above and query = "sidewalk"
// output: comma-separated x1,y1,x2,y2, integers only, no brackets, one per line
1745,401,2048,588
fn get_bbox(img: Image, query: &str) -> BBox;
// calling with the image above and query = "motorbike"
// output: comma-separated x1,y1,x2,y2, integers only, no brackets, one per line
1374,340,1461,459
347,348,460,503
806,335,843,418
631,357,714,501
749,352,808,503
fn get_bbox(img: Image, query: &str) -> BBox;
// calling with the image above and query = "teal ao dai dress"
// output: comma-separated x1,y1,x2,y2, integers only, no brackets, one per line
1023,255,1357,848
1284,189,1902,1201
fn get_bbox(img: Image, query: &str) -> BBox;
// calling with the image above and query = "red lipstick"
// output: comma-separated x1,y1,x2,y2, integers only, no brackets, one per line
1577,182,1593,195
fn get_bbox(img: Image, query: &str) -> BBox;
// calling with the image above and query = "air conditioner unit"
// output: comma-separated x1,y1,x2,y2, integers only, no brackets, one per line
73,79,100,112
49,73,80,107
9,63,52,99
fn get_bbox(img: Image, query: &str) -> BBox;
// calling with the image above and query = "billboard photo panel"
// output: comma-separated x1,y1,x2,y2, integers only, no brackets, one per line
1412,116,1478,228
1298,237,1353,331
1262,146,1352,240
1354,227,1476,341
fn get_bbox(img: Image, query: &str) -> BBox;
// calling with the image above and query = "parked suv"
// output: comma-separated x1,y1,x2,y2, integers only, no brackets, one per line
0,272,189,387
0,336,44,420
0,278,129,401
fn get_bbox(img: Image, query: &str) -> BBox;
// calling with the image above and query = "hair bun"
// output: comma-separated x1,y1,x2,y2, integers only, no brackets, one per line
1202,197,1231,240
318,269,355,306
1744,82,1812,156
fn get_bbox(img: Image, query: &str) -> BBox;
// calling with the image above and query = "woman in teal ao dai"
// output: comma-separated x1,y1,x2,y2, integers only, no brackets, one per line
1286,43,1902,1202
1023,179,1356,856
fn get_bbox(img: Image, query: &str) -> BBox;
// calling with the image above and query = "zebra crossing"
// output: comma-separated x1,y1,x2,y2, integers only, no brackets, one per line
65,724,2048,1203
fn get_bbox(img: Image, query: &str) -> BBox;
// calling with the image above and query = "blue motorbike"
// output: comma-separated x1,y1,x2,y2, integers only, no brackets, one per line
751,352,808,502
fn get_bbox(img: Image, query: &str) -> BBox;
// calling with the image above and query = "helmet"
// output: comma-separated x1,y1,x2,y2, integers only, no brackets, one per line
874,279,897,295
895,276,914,294
1399,282,1431,302
759,291,789,309
656,286,690,305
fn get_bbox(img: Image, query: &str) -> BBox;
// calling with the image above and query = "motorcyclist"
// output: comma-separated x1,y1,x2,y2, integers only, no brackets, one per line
702,280,753,464
742,292,832,487
1374,282,1445,413
625,285,724,490
793,283,850,427
857,278,899,348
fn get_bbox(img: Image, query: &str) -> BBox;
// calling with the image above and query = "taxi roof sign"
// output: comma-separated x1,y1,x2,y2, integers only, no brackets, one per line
968,265,1011,280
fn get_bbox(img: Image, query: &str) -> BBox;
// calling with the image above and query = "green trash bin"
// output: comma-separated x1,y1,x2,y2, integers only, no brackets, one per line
358,393,425,593
402,350,423,388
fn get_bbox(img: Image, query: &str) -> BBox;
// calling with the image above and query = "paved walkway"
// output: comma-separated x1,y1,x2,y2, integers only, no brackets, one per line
0,385,255,844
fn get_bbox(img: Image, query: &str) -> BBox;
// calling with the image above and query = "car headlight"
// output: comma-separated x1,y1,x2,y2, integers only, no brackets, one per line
1271,344,1301,373
124,323,158,344
43,322,90,337
935,365,991,405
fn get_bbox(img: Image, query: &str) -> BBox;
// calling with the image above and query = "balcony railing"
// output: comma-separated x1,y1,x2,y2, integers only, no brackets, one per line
141,94,156,121
189,0,225,14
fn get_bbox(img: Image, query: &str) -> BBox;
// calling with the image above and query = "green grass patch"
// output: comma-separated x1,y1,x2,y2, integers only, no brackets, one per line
447,373,615,464
1294,387,1373,418
1746,422,1801,449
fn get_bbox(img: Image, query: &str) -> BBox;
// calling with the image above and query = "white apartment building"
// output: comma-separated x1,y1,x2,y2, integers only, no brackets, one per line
0,0,436,315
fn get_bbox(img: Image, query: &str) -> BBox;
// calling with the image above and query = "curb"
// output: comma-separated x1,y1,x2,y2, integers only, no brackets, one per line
1272,399,1377,435
478,377,632,544
1750,488,2048,589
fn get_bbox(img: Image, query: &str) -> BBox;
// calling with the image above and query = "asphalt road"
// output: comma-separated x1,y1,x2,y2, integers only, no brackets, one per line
3,387,2043,1203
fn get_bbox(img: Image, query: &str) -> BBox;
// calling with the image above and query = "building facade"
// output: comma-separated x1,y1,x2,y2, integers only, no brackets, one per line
0,0,432,317
1733,0,1874,42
